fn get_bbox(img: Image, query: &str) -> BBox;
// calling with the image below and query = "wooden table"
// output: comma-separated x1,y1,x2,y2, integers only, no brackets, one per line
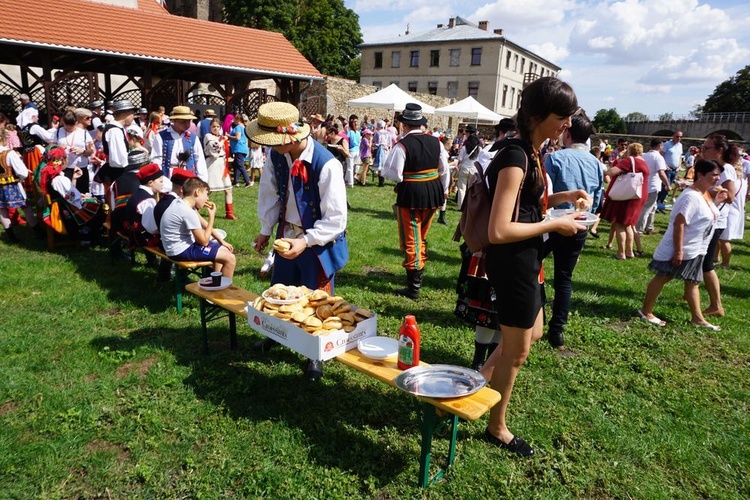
337,349,501,488
184,282,258,353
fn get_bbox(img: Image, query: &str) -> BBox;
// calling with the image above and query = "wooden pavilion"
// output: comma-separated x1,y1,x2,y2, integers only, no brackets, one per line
0,0,322,121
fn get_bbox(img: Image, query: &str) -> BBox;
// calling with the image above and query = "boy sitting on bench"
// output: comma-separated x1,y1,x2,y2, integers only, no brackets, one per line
159,177,236,279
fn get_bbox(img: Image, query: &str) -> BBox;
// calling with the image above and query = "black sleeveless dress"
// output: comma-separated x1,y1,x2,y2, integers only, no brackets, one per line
484,138,546,329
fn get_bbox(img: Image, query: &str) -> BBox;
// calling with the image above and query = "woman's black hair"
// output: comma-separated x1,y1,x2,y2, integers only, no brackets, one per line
516,77,578,141
694,158,721,177
463,131,481,159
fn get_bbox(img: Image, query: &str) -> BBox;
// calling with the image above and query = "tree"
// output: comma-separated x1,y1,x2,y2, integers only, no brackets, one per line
689,104,703,119
658,112,674,121
702,65,750,113
592,108,627,134
624,112,648,122
222,0,363,79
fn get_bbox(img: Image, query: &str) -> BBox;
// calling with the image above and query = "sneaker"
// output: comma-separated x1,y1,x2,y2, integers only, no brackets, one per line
249,181,254,186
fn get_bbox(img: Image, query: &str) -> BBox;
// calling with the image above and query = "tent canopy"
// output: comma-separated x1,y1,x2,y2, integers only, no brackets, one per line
348,84,435,113
434,96,506,122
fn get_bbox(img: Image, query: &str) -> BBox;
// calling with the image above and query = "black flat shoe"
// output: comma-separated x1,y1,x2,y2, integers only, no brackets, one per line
482,429,534,457
252,338,278,352
589,229,600,239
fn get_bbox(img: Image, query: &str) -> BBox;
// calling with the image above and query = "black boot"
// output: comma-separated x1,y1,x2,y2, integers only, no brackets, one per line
471,341,490,371
396,269,423,300
378,175,385,187
304,358,324,382
437,210,447,225
4,227,19,243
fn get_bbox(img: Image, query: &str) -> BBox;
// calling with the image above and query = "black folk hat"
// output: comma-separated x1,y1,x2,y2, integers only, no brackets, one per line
396,103,427,127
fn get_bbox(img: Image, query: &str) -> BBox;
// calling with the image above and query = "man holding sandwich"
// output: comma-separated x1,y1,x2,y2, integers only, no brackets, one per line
249,102,348,382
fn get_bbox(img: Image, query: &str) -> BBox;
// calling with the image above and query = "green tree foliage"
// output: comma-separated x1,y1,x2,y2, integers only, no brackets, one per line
592,108,627,133
222,0,363,78
703,65,750,113
624,112,649,122
658,112,674,121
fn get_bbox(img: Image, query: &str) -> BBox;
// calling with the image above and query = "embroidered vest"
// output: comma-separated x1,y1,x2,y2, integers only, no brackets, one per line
19,124,46,153
0,151,19,185
270,140,348,278
159,129,198,177
153,193,177,230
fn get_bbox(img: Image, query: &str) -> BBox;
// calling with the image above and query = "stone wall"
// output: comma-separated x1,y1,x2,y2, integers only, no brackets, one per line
300,77,461,135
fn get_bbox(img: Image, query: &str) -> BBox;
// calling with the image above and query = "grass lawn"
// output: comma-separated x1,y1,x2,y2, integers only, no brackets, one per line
1,181,748,498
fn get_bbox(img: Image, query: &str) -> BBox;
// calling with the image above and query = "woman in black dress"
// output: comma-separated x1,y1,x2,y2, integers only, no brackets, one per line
481,77,590,457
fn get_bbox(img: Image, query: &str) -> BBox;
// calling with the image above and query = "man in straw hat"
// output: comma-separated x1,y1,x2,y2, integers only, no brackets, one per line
382,103,450,299
249,101,348,382
150,106,207,183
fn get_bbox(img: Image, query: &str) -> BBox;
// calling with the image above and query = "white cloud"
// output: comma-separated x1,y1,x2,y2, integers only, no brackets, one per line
602,97,615,102
528,42,570,63
472,0,580,27
633,84,671,94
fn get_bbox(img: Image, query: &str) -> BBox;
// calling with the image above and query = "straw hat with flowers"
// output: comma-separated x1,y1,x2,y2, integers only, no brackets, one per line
246,102,311,146
169,106,197,121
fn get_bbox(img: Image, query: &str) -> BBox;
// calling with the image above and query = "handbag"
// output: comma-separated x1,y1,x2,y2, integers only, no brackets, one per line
608,157,643,201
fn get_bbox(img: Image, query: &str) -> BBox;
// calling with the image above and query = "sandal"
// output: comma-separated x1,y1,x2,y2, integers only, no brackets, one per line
637,309,666,326
611,254,627,260
482,429,535,457
692,322,721,331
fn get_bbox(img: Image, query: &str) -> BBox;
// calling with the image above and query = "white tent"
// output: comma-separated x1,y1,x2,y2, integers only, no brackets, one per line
347,84,435,114
434,96,506,123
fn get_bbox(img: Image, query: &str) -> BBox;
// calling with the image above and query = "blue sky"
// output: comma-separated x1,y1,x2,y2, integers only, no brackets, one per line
345,0,750,117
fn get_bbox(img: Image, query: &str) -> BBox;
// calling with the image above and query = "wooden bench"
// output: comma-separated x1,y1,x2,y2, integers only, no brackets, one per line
184,283,501,487
143,246,213,312
185,282,258,352
336,349,501,488
112,235,213,312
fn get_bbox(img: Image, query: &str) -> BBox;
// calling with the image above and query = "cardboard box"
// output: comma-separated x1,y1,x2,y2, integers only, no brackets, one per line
245,304,377,361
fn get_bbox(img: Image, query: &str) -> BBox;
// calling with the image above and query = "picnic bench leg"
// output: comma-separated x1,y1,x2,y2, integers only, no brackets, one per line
229,312,237,349
199,298,210,354
175,269,185,313
417,402,460,488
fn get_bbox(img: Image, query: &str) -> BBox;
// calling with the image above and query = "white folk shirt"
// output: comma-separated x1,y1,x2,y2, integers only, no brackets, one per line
257,138,347,247
104,121,129,169
149,127,208,182
382,130,451,194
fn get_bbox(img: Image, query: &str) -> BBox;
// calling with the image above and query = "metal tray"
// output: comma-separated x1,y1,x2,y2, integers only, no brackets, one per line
393,364,486,398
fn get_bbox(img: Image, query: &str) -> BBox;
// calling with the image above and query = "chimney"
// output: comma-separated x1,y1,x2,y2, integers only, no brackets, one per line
437,23,443,28
448,17,455,28
405,23,410,35
494,28,504,36
478,20,488,31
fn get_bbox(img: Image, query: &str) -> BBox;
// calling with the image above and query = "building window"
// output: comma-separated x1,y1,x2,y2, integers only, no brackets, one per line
408,81,418,92
374,52,383,69
391,51,401,68
390,80,400,87
449,49,460,67
372,81,382,89
513,54,519,72
447,81,458,99
430,50,440,67
410,50,419,67
510,87,516,108
521,57,526,73
468,81,479,98
428,81,438,95
516,90,522,109
471,48,482,66
502,84,508,107
506,51,512,69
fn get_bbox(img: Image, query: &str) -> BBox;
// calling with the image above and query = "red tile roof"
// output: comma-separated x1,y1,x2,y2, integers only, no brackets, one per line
0,0,322,80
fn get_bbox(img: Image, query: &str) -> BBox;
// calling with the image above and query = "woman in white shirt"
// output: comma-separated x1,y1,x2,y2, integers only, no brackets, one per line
639,159,727,330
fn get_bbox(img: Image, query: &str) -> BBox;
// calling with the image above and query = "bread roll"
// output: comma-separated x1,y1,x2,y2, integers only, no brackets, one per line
204,200,215,209
273,239,291,253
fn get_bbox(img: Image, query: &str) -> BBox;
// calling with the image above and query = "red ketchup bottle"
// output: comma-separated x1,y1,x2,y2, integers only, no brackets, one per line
397,315,421,370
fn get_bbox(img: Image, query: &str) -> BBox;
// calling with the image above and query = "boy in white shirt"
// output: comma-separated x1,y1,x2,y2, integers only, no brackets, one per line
159,177,235,278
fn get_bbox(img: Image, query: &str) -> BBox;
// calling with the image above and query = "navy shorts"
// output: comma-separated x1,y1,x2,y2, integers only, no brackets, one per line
173,241,220,262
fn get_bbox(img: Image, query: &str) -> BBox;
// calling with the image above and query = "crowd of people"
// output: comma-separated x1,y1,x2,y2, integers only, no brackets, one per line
1,83,748,458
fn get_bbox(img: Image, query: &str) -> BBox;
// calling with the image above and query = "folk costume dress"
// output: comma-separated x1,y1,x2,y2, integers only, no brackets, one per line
203,132,232,191
0,146,29,210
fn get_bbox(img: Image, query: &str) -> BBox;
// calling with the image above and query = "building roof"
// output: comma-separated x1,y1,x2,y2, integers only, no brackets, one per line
0,0,322,81
361,16,561,71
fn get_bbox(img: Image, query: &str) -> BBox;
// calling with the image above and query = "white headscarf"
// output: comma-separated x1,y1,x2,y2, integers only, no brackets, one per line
16,107,38,128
